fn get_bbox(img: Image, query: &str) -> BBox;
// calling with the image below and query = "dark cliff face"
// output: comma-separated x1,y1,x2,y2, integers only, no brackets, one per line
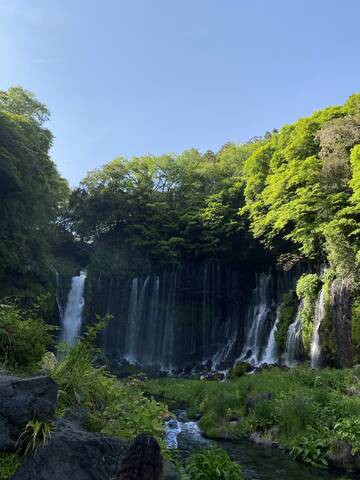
84,261,303,370
330,279,353,368
86,261,254,369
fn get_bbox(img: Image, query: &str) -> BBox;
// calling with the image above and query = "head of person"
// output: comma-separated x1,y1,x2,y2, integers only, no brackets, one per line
117,433,163,480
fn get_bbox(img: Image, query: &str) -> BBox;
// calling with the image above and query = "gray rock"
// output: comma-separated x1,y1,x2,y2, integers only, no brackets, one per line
12,419,178,480
0,375,57,451
325,440,360,472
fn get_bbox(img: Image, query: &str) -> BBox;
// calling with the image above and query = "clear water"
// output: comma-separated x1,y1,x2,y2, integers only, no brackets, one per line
175,410,354,480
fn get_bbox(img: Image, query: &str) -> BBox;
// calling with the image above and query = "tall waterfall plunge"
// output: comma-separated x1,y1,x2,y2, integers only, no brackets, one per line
61,271,87,346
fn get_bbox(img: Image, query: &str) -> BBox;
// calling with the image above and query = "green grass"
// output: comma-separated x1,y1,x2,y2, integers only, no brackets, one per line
181,447,244,479
146,366,360,467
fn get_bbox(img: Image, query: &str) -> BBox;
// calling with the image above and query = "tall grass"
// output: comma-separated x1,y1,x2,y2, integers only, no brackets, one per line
52,324,168,443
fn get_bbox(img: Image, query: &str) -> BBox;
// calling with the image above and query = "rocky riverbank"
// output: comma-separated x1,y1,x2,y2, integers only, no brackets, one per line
0,374,178,480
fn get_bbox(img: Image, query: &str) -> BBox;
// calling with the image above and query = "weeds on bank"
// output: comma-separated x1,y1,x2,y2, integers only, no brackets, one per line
17,419,55,458
181,447,244,480
146,366,360,467
52,322,168,444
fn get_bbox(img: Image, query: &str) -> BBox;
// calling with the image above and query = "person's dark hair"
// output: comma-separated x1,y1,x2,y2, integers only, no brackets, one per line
117,433,163,480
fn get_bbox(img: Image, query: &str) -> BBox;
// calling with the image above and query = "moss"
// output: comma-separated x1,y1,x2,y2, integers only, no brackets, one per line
352,297,360,364
319,270,337,365
296,273,322,353
275,291,298,354
0,453,21,480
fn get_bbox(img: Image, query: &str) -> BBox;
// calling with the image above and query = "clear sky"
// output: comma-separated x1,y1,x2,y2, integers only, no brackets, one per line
1,0,359,185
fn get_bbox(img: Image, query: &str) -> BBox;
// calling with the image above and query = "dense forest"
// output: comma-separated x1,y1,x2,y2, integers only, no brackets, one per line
1,87,360,364
1,86,360,478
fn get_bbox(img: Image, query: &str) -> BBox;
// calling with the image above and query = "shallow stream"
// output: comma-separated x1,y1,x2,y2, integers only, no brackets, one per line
175,410,355,480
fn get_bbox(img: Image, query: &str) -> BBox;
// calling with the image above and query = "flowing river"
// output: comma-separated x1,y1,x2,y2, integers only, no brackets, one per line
174,410,355,480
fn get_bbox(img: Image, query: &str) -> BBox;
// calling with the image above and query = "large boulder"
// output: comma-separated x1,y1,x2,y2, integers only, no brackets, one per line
0,375,57,451
325,440,360,472
11,419,178,480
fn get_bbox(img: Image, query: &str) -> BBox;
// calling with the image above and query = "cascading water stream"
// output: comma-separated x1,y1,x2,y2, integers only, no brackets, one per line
53,268,64,324
310,287,325,368
240,273,272,365
261,308,279,365
284,303,302,366
61,271,87,346
97,262,303,369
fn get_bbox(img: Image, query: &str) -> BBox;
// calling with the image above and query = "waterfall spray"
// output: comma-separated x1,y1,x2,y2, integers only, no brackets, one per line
310,287,325,368
240,272,272,365
284,303,302,366
61,271,87,346
261,308,279,365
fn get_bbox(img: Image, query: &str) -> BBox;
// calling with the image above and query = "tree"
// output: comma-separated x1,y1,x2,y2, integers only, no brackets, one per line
0,86,68,299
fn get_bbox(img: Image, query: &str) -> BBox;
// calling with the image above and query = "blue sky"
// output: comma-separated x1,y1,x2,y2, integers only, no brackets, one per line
1,0,359,185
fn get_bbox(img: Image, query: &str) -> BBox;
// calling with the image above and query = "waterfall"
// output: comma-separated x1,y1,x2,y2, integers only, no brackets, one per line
261,308,279,365
148,276,160,363
95,262,303,370
61,271,87,346
284,303,302,366
160,268,177,368
240,272,273,365
125,277,139,362
310,286,325,368
53,268,64,324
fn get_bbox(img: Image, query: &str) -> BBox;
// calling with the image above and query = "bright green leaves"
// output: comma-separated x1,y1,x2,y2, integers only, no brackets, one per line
241,95,360,265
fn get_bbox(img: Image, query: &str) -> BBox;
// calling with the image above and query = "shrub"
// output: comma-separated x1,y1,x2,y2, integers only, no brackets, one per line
334,417,360,453
228,362,251,379
249,399,277,432
277,395,319,439
275,291,298,354
52,323,167,443
0,303,54,372
183,448,243,480
290,430,331,467
296,274,322,352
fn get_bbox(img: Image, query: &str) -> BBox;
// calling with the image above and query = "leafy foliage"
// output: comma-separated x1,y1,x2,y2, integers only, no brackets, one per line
296,274,322,352
0,86,69,299
52,323,168,443
0,303,54,372
334,417,360,454
183,448,243,480
67,144,265,277
275,291,298,354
